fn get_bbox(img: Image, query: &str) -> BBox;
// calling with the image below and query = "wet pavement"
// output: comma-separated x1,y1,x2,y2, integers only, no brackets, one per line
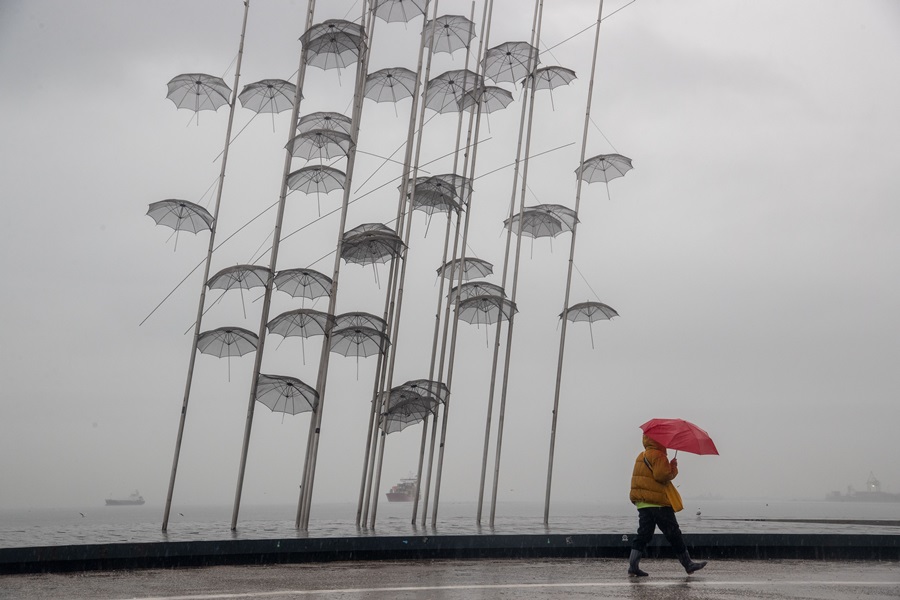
2,557,899,599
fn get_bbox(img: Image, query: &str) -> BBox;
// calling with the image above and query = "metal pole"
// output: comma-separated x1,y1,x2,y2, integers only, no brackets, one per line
369,0,442,529
161,0,250,532
544,0,605,525
489,0,545,528
298,0,375,531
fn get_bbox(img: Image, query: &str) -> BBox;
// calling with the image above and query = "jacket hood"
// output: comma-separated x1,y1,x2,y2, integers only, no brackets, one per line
642,434,666,453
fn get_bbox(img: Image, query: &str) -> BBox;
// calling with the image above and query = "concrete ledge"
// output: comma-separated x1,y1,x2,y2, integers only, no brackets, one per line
2,533,898,574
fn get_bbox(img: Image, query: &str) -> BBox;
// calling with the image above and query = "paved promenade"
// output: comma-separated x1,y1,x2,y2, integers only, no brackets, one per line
3,557,899,599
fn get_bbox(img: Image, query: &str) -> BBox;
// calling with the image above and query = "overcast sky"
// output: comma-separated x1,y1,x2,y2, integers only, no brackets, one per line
1,0,899,520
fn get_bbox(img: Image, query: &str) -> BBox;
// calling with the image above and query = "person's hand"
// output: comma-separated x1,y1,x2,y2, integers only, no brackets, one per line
670,458,678,468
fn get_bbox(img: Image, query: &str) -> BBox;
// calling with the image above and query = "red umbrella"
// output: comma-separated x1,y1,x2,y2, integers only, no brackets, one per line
639,418,719,455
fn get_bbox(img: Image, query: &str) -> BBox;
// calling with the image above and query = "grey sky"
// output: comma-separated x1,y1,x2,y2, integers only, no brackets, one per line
1,0,898,515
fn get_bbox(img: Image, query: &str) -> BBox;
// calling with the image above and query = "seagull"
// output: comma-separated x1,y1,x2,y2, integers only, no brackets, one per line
79,512,85,518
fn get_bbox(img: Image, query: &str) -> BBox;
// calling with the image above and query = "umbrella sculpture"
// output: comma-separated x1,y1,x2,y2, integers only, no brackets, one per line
286,129,353,161
331,325,392,378
530,203,578,231
562,301,618,349
437,257,494,281
297,111,353,135
460,85,514,113
345,222,396,238
256,374,318,416
334,311,388,333
381,393,440,434
287,165,347,216
424,14,476,54
639,418,719,456
575,153,634,201
424,69,484,114
196,326,258,380
522,66,576,110
304,32,364,71
267,308,333,363
340,230,405,286
449,280,506,303
504,208,565,239
146,200,214,250
482,41,540,84
273,268,332,302
207,264,270,319
166,73,231,118
365,67,418,118
396,379,450,404
373,0,427,23
457,294,518,326
238,79,297,114
301,19,365,42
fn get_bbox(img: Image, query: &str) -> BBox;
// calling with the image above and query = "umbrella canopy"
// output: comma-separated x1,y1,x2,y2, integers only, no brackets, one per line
380,392,439,434
287,165,347,195
207,264,270,291
563,301,618,323
273,268,332,300
196,326,258,357
575,153,634,184
304,32,364,71
524,66,577,91
396,379,450,404
340,231,405,266
460,85,514,113
640,418,719,456
436,257,494,281
345,222,395,238
373,0,427,23
166,73,231,113
504,208,565,239
424,15,476,54
457,295,518,326
449,280,506,304
301,19,365,43
424,69,483,114
529,203,578,231
267,309,333,339
256,374,318,415
330,326,391,358
238,79,297,114
285,129,352,161
483,41,540,84
296,111,353,135
334,311,387,333
147,199,214,234
365,67,418,103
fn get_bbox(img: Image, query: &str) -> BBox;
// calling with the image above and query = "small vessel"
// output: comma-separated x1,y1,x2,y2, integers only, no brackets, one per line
827,473,900,503
386,476,417,502
105,490,145,506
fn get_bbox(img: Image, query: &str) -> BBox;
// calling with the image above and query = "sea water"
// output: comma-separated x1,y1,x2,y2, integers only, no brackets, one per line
1,499,898,549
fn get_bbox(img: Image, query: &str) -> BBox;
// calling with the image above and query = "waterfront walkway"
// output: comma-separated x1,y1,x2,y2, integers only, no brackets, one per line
2,556,899,600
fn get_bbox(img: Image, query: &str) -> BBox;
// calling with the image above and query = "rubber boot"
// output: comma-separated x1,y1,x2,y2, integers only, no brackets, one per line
627,549,649,577
677,550,707,574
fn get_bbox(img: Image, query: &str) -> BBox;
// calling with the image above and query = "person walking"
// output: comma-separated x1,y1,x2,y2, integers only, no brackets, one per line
627,434,707,577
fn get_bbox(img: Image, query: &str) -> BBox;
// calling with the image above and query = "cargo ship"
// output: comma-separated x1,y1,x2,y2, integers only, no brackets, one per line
827,473,900,502
386,476,417,502
105,490,145,506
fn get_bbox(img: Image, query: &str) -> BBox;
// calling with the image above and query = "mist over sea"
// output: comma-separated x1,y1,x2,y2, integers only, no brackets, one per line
2,499,898,549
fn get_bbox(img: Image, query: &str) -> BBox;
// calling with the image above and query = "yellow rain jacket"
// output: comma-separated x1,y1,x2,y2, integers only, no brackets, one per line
629,435,678,506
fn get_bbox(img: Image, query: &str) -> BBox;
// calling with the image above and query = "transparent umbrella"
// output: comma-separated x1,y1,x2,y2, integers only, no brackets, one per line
285,129,352,161
166,73,231,120
561,301,618,349
437,257,493,281
331,325,391,378
345,223,396,238
304,32,364,71
335,311,387,333
424,69,483,114
267,308,334,363
273,268,332,302
522,66,576,110
287,165,347,216
528,203,578,232
365,67,418,116
396,379,450,404
207,264,270,319
373,0,427,23
504,208,565,239
381,391,439,434
575,153,634,201
482,41,540,84
297,111,353,135
457,295,518,326
238,79,297,114
460,85,514,113
340,231,405,267
256,373,318,416
147,200,214,250
425,15,476,54
197,326,258,380
449,281,505,303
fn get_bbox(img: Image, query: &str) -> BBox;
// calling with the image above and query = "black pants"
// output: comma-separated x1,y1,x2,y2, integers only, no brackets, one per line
631,506,686,554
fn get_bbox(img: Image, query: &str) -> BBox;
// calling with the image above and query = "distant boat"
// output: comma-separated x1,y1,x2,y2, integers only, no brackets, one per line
105,490,145,506
386,476,417,503
827,473,900,503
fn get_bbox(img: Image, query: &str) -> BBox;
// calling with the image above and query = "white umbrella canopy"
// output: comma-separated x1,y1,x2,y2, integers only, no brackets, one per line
238,79,297,114
165,73,231,113
373,0,427,23
482,41,540,84
255,374,318,416
146,199,214,234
